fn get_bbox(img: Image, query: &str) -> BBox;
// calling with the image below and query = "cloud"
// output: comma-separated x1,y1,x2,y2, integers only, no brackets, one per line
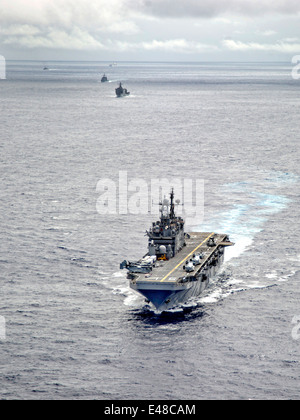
0,0,140,50
0,24,41,37
223,39,300,53
0,0,299,55
257,30,277,37
128,0,300,18
3,28,107,50
140,39,219,53
114,39,203,52
4,34,217,53
0,0,138,34
1,0,299,31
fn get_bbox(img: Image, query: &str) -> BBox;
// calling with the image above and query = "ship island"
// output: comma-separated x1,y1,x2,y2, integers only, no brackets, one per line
120,189,234,312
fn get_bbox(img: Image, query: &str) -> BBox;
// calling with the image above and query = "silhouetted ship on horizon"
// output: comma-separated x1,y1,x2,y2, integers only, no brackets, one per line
101,74,108,82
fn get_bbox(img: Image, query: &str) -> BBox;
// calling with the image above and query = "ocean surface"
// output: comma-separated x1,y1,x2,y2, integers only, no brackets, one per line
1,61,300,400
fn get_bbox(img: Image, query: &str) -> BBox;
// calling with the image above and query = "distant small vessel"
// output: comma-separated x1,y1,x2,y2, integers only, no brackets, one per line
115,82,130,97
43,67,49,71
101,74,108,83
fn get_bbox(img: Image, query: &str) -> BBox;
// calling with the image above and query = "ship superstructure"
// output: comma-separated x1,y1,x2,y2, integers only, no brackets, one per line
146,190,185,261
120,189,233,311
115,82,130,97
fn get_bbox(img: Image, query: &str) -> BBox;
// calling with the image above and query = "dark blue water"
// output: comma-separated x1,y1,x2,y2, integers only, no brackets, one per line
1,61,300,399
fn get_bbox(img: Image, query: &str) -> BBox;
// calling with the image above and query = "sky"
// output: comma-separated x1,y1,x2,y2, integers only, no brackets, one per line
0,0,300,61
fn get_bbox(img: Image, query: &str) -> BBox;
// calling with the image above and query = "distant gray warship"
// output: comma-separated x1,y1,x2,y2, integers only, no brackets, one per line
120,189,234,311
101,74,108,82
115,82,130,97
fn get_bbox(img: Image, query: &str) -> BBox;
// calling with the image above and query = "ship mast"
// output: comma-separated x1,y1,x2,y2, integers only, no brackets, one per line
169,188,175,220
159,188,176,224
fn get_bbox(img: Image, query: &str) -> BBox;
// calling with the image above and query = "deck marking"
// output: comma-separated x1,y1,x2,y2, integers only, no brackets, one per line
160,232,215,282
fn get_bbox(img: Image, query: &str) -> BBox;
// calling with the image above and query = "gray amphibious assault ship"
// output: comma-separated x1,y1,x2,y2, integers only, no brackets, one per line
120,189,234,311
115,82,130,97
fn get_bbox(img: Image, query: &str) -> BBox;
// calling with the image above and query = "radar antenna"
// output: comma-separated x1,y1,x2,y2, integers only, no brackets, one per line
169,188,175,220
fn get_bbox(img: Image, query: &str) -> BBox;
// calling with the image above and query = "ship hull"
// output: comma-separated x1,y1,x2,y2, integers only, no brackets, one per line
130,252,224,311
116,93,130,97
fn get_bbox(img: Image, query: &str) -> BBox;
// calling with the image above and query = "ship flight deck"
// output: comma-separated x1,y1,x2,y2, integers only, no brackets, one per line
130,232,232,286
